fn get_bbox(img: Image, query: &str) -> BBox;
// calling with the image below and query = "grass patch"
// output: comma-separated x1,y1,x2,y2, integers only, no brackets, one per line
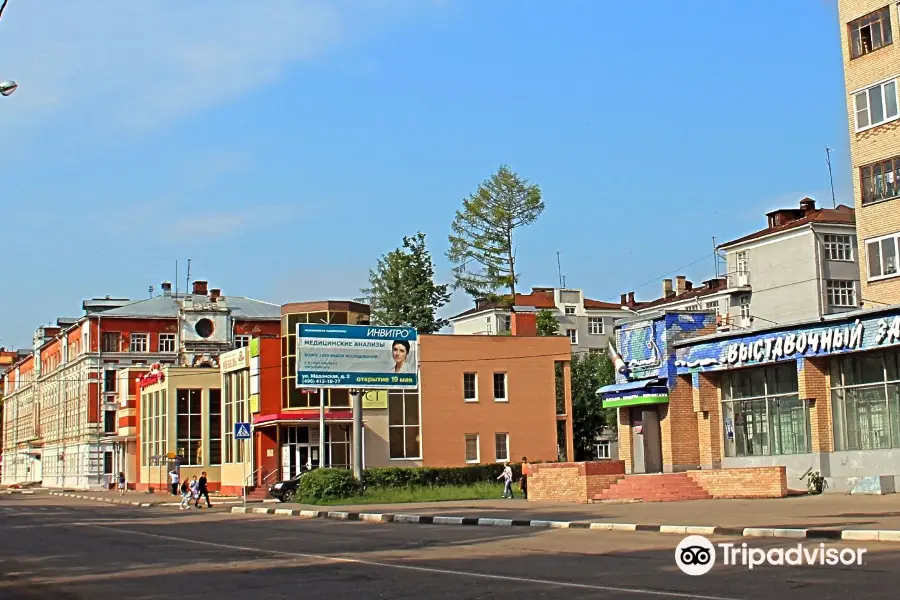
297,481,509,505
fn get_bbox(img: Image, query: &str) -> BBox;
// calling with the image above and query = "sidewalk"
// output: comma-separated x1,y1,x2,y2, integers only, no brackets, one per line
296,494,900,532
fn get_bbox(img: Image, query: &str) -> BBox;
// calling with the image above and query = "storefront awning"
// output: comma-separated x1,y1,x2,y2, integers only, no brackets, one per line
253,410,364,428
597,379,669,408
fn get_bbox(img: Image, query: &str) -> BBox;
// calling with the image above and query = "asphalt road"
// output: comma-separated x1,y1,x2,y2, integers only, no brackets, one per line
2,492,900,600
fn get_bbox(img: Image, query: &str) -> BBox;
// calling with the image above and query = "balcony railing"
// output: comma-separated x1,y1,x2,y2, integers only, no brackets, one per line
726,270,751,289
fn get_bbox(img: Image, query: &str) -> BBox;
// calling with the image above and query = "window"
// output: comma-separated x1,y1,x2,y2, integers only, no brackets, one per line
235,335,251,348
208,389,222,465
104,409,116,434
159,333,176,353
564,306,576,315
129,333,149,353
736,251,748,274
463,373,477,402
721,363,809,458
849,6,893,59
223,372,248,463
588,317,604,335
140,390,167,466
866,233,900,279
824,234,854,260
176,389,202,465
465,434,479,463
567,329,578,344
101,332,121,353
854,79,899,130
594,441,611,459
104,369,117,394
494,433,509,462
739,295,751,320
493,372,507,402
831,350,900,451
861,155,900,205
705,300,720,316
103,451,113,475
388,390,421,459
827,280,857,307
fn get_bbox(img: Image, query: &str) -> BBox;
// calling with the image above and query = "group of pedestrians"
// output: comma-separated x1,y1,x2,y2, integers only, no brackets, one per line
497,456,529,499
169,469,213,510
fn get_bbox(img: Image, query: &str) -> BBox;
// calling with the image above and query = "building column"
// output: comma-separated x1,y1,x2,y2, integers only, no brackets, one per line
660,374,700,472
616,407,633,473
562,361,575,462
798,357,833,453
693,371,722,470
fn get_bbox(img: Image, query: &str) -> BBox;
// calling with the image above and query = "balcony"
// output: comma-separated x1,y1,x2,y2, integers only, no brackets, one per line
726,270,751,291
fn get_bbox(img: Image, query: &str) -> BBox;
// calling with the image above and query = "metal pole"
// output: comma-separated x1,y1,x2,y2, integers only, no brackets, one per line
242,440,247,506
318,389,325,468
351,391,363,481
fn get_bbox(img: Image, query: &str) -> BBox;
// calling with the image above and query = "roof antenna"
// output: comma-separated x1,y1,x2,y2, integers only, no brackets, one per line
825,147,837,209
186,258,192,293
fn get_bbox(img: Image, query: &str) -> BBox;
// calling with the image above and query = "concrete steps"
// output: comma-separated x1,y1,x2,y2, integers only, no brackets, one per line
593,473,712,503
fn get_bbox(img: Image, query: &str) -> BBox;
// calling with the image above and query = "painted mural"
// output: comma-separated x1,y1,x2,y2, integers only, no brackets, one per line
615,311,717,384
674,310,900,375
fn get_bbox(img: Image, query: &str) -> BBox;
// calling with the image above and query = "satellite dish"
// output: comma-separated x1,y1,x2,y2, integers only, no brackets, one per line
0,81,17,97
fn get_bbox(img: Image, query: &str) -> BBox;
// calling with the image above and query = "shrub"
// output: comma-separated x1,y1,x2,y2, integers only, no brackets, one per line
298,468,360,501
363,463,522,489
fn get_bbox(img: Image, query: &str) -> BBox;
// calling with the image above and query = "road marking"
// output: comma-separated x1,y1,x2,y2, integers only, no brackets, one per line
81,524,744,600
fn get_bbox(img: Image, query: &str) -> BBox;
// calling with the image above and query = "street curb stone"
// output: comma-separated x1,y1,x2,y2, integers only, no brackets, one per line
49,491,154,507
228,506,900,543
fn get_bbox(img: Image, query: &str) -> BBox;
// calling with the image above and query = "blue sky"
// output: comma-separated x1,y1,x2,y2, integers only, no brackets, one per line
0,0,852,349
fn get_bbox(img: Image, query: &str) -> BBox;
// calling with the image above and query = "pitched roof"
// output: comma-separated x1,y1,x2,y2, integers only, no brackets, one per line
450,289,620,319
718,203,855,250
627,279,725,311
95,294,281,320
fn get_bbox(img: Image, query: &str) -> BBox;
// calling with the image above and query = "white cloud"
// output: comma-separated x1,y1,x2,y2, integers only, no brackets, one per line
0,1,428,136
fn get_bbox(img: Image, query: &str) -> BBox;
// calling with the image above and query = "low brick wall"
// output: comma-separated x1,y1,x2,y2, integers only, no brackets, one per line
687,466,787,499
528,460,626,503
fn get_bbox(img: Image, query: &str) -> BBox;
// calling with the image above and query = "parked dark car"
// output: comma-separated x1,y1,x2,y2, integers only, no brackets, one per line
269,467,311,502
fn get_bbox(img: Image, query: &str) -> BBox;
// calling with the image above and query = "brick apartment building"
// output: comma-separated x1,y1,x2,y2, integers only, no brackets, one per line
839,0,900,306
0,281,280,490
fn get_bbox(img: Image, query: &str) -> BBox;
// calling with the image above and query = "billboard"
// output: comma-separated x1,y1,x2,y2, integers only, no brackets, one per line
297,324,418,389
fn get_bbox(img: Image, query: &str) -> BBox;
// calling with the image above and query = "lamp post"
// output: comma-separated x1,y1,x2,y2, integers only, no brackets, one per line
0,81,17,97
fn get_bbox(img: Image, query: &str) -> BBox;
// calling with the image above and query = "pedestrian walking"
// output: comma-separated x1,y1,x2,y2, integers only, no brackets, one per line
189,475,199,505
179,479,192,510
117,472,126,496
169,468,180,496
520,457,529,499
497,464,514,499
194,471,213,508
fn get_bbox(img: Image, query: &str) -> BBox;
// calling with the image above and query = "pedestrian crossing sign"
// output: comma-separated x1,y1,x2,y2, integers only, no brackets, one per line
234,422,252,440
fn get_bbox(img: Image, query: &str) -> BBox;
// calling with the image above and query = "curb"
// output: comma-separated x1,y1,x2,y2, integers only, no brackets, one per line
229,507,900,543
49,491,156,508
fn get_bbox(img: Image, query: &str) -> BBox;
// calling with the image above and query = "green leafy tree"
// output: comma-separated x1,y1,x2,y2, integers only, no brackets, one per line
447,165,545,300
360,232,451,333
536,309,560,336
570,352,617,461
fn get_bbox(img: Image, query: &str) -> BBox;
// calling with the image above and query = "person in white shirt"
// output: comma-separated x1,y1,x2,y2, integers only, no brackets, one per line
497,464,514,499
169,469,180,496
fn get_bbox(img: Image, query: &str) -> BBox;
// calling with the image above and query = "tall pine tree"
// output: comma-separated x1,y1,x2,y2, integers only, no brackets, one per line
361,232,451,333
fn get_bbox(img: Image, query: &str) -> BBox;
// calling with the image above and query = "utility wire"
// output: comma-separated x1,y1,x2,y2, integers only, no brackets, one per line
0,0,9,25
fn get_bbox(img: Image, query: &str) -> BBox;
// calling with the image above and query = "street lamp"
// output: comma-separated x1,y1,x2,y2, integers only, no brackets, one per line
0,80,17,97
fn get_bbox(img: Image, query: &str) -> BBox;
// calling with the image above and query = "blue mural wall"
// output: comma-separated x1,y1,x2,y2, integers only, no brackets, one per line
673,311,900,375
615,311,718,386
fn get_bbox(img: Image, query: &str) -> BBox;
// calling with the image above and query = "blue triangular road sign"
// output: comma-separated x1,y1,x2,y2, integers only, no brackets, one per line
235,423,251,439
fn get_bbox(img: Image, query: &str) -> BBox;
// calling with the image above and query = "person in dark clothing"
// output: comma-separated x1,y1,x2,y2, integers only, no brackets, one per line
194,471,213,508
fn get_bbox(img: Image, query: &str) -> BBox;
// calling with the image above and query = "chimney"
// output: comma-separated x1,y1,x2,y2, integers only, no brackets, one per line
675,276,687,296
192,280,208,296
663,278,674,298
620,293,627,306
800,197,816,214
161,281,172,297
627,291,635,306
510,310,537,337
210,288,221,302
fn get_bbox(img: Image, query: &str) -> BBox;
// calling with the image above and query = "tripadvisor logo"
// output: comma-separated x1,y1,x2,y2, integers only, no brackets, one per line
675,535,866,575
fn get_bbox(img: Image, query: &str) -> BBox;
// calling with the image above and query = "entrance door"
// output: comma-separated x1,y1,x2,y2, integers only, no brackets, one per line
295,445,310,476
31,456,42,483
630,407,646,473
641,407,663,473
